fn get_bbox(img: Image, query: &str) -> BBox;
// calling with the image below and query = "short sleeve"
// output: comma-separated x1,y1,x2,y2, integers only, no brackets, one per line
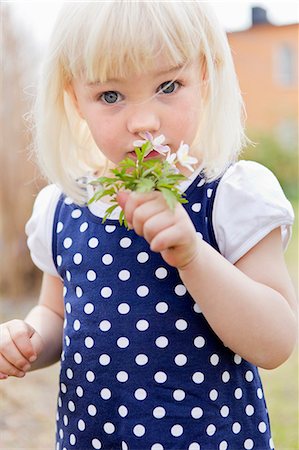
25,184,61,276
213,160,294,264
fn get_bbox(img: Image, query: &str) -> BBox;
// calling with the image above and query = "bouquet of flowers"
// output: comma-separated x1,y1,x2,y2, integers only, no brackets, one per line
88,132,198,227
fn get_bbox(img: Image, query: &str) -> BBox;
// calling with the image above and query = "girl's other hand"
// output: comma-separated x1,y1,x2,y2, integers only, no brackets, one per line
117,191,201,269
0,320,43,379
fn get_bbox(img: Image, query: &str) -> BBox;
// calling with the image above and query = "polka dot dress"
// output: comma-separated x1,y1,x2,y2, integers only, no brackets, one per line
53,175,273,449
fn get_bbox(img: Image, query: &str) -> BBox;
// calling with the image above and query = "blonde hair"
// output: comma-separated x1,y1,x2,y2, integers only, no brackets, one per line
34,1,247,203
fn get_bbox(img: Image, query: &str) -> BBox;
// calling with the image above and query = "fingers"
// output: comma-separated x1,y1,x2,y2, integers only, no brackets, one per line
0,320,40,378
119,191,163,229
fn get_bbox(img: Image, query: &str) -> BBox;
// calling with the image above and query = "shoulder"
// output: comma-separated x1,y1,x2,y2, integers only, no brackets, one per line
213,160,294,264
25,184,62,276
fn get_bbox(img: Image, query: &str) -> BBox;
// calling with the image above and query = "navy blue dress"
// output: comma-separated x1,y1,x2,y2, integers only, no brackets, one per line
53,174,273,450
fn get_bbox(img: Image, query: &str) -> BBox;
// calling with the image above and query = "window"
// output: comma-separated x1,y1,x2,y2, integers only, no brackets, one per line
274,43,297,87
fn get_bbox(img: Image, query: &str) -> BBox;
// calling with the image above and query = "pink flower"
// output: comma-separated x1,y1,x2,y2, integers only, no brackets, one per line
133,132,170,156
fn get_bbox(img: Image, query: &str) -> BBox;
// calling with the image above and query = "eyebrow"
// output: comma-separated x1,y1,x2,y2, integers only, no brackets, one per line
86,63,187,87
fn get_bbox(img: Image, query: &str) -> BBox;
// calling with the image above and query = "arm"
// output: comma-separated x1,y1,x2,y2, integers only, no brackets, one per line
0,273,64,378
118,191,298,370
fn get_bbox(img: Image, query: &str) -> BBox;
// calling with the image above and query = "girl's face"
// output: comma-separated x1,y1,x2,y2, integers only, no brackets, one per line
71,57,203,172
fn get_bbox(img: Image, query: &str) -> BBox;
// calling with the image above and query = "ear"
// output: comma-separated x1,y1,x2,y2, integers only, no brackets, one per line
66,83,85,119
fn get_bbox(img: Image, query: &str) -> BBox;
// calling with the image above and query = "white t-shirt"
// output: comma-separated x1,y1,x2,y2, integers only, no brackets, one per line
25,160,294,277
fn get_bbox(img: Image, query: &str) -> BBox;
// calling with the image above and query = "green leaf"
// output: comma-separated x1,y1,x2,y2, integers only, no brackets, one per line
159,187,178,210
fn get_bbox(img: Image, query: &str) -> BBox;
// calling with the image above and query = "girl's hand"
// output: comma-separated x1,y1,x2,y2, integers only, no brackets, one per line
0,320,43,379
117,191,201,269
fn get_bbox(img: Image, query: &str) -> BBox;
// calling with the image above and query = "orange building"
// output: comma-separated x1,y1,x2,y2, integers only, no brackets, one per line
227,7,298,147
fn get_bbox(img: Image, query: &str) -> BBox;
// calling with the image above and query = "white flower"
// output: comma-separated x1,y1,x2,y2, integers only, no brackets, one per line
133,132,170,156
176,142,198,172
166,151,177,165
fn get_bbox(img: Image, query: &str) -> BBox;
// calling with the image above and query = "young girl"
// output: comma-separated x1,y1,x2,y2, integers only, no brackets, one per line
0,2,297,449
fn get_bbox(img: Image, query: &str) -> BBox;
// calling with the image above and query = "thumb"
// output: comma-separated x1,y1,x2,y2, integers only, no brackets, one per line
30,330,44,357
117,191,130,210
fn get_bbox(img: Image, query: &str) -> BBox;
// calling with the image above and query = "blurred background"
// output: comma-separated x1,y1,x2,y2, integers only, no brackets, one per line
0,1,298,449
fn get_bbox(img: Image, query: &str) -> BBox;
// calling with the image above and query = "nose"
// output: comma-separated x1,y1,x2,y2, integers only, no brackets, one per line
126,103,160,136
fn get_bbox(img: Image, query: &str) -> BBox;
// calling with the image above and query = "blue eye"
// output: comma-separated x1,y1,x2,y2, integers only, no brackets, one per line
100,91,121,104
158,81,181,95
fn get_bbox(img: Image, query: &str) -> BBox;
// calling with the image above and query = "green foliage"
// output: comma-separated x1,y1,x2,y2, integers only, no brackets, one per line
241,134,298,200
88,142,188,227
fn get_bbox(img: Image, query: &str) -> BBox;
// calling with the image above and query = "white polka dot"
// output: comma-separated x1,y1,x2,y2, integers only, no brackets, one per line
197,178,205,187
78,419,86,431
116,371,129,382
84,303,94,314
99,354,111,365
194,336,205,348
220,405,230,417
134,388,147,400
174,354,187,366
88,237,99,248
137,252,149,263
210,354,220,366
191,407,203,419
173,389,185,401
65,335,70,346
59,429,63,439
257,388,263,399
135,354,148,366
245,404,255,416
74,352,82,364
122,441,128,450
117,337,129,348
151,444,164,450
86,370,95,382
66,270,71,281
101,287,112,298
174,284,187,296
118,270,131,281
154,372,167,383
245,370,254,382
120,237,131,247
193,303,202,314
171,424,183,437
68,400,75,412
103,422,115,434
222,371,230,383
155,267,168,279
192,372,204,384
57,222,64,233
153,406,166,419
100,388,111,400
57,255,62,267
244,439,254,449
209,389,218,401
258,421,267,433
88,404,97,416
73,319,81,331
118,303,130,314
63,237,72,249
219,441,228,450
269,438,275,449
235,388,243,399
80,222,89,232
63,415,69,427
91,438,102,449
66,368,73,379
189,443,200,450
63,286,67,297
71,209,82,219
76,286,83,298
175,319,188,331
87,270,97,281
102,253,113,265
207,188,213,198
137,285,149,297
69,434,76,445
234,354,242,364
155,302,168,313
85,337,94,348
191,203,202,213
206,424,216,436
133,424,145,437
232,422,241,434
136,319,149,331
73,253,83,264
118,405,128,418
105,225,116,233
99,320,111,331
66,303,71,313
76,386,83,397
155,336,168,348
64,197,73,205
